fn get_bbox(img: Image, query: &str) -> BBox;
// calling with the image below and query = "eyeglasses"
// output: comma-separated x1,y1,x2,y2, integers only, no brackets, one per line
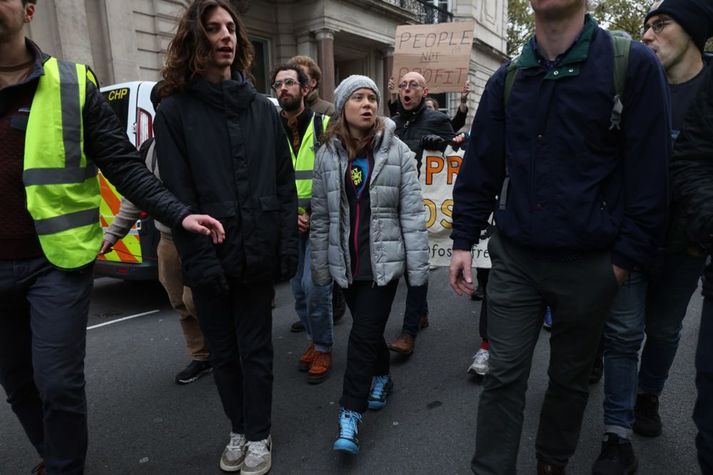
642,19,672,36
272,78,299,90
398,80,423,90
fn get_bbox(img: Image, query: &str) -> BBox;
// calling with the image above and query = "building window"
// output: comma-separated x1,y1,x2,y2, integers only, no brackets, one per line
427,0,451,23
250,37,270,93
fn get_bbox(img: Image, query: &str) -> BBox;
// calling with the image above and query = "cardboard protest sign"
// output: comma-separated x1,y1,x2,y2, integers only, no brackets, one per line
392,21,475,93
420,146,493,268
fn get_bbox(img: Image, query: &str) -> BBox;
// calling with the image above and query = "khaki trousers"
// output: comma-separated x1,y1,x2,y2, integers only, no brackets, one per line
158,233,209,361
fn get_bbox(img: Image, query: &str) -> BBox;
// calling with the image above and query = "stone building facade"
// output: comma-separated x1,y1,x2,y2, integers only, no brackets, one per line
27,0,507,125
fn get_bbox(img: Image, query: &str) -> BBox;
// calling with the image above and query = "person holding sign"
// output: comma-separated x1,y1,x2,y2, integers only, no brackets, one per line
310,75,428,455
389,71,454,356
449,0,670,472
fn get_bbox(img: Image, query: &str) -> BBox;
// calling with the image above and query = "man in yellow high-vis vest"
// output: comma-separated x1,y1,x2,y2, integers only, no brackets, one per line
272,63,334,384
0,2,225,473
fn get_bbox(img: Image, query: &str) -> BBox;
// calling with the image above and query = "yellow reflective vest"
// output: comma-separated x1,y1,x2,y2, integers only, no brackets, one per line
22,57,101,270
291,113,329,211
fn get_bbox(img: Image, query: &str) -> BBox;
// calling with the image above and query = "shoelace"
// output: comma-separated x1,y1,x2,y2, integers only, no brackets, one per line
247,439,270,458
371,376,390,399
339,410,362,438
313,352,330,367
227,433,246,450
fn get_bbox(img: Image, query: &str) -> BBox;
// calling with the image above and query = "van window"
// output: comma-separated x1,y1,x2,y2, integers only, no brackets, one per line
102,87,131,129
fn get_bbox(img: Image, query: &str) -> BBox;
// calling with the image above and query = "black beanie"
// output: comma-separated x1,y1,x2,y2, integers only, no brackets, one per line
645,0,713,52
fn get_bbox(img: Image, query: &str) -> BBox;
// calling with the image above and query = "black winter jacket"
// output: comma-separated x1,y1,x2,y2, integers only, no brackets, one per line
670,59,713,250
155,74,298,288
392,100,454,170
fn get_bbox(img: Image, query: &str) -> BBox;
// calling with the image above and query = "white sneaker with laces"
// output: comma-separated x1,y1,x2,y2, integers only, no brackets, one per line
219,432,246,472
467,348,489,376
242,435,272,475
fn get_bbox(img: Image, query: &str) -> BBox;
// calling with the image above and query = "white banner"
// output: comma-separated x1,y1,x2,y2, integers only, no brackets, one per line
420,147,493,268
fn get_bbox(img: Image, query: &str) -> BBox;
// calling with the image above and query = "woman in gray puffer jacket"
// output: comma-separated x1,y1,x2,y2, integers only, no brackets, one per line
310,75,429,456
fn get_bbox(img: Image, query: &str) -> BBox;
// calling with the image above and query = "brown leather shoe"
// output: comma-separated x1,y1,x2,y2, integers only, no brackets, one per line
419,314,429,329
388,333,415,355
298,344,316,371
537,462,566,475
31,462,46,475
307,351,332,384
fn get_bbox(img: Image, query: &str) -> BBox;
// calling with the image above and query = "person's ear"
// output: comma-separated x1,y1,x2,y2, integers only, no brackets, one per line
25,3,36,23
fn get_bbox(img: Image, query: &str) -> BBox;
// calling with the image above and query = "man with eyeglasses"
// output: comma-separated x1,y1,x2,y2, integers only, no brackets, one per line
592,3,713,473
270,63,334,384
595,0,713,470
388,71,454,356
449,0,670,473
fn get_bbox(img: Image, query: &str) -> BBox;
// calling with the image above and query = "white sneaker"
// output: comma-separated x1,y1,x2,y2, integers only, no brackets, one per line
219,432,246,472
467,348,489,376
242,435,272,475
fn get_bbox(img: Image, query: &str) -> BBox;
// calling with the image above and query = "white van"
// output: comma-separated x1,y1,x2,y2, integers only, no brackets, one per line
95,81,159,280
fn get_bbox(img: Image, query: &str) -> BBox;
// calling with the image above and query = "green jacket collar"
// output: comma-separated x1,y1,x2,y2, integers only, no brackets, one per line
516,15,598,75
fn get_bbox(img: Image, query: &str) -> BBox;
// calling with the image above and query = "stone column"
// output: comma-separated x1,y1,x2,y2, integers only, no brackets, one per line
382,46,394,115
315,28,335,103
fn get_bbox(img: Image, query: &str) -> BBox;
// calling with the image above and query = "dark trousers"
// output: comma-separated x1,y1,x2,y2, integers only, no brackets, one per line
0,257,93,475
477,268,490,340
341,280,399,413
639,251,705,395
192,282,274,441
402,277,428,336
472,234,619,474
695,294,713,474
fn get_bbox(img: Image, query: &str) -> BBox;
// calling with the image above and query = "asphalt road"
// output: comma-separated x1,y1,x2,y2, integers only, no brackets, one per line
0,269,703,474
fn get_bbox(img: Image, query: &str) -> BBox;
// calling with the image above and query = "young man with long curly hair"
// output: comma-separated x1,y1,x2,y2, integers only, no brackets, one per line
154,1,298,473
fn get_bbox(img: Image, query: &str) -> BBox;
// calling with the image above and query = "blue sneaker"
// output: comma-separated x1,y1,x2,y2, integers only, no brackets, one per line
333,408,363,454
543,306,553,331
368,375,393,410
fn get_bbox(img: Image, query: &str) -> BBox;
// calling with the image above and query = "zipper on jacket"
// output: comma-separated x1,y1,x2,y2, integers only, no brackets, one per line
353,200,361,277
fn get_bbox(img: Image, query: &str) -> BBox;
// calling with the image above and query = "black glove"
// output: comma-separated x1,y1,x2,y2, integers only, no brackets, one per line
420,134,448,152
196,274,230,297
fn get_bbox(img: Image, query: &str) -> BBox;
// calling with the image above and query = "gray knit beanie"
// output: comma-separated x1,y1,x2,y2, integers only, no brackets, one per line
333,75,381,115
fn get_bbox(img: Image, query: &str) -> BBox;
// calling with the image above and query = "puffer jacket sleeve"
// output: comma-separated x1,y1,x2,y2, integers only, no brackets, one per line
310,144,332,286
396,138,429,286
83,81,190,228
154,102,224,286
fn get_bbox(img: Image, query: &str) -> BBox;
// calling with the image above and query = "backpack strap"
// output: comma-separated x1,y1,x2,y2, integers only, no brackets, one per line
499,57,520,210
313,112,325,151
609,34,631,130
503,56,520,108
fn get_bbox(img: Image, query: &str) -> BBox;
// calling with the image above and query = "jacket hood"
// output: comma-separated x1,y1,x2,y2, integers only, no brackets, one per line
326,117,397,157
189,70,256,110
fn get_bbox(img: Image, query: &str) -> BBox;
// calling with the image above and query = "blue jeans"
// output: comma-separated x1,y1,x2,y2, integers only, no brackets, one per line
639,252,705,395
695,292,713,474
291,234,333,352
603,271,648,437
0,257,93,474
